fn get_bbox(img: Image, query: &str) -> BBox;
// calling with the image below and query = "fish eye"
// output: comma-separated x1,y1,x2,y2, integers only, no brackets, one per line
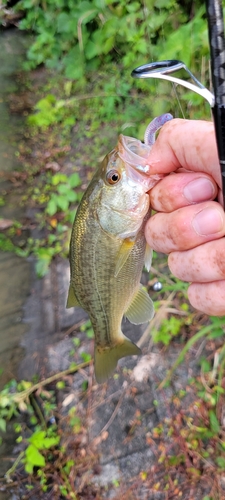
106,169,121,185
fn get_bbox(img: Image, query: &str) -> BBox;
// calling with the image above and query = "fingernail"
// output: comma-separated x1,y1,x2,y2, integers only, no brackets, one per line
183,178,215,202
192,207,223,235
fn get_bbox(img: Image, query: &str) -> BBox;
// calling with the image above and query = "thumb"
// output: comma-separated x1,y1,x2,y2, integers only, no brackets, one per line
148,118,221,187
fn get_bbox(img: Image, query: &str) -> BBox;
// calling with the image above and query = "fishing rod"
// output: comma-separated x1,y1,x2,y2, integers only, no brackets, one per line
131,0,225,208
206,0,225,208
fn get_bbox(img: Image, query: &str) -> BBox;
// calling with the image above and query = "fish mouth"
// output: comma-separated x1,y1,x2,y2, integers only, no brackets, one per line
118,134,163,191
125,161,163,192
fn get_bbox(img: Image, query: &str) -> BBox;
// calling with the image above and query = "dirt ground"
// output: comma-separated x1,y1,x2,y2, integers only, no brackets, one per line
1,253,225,499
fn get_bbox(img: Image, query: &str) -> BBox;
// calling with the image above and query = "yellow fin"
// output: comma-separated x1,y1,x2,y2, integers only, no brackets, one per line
66,283,80,308
114,238,135,277
125,286,154,324
144,243,153,272
94,336,141,383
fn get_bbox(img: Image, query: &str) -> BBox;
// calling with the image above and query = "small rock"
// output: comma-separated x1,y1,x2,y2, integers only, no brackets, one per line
45,161,60,172
0,218,13,230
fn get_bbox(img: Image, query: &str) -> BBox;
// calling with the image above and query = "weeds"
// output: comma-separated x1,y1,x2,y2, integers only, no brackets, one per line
158,316,225,388
0,303,225,498
1,3,225,498
0,360,101,499
0,2,212,276
14,0,209,86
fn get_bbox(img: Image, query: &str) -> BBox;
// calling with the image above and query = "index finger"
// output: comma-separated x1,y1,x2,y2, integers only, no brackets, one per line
148,118,221,187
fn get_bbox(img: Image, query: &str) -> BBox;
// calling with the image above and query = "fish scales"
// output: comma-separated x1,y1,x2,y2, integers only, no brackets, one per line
69,169,148,346
67,113,173,383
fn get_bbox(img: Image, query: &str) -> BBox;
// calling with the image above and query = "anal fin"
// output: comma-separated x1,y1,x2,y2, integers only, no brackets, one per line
125,286,154,324
66,283,80,308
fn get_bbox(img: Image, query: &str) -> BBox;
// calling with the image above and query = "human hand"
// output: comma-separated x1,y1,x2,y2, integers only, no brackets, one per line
145,118,225,316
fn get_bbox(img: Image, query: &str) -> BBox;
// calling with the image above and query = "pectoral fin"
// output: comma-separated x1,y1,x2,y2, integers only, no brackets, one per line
66,283,80,308
114,238,135,277
125,286,154,324
95,335,141,383
144,243,153,272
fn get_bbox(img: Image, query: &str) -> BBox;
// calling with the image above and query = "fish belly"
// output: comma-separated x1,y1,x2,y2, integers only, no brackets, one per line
71,214,146,334
69,203,148,382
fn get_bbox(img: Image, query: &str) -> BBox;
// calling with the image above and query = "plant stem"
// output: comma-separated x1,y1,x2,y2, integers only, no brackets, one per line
13,361,91,404
158,325,213,389
4,451,25,483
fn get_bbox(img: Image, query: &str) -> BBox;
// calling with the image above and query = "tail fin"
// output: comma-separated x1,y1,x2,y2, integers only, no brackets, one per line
94,335,141,384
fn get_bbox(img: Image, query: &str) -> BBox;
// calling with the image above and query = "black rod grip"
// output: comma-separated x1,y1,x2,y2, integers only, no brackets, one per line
212,104,225,207
206,0,225,104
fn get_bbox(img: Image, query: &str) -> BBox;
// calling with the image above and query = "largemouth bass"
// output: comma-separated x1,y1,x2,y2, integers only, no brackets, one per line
67,113,173,383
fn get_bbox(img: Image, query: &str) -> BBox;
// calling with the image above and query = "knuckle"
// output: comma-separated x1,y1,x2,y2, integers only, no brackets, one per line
145,213,169,252
150,183,171,212
188,281,225,316
212,239,225,277
167,210,188,249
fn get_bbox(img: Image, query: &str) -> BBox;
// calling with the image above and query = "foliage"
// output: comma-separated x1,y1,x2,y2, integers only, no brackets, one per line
15,0,209,84
2,329,225,497
0,168,82,277
154,384,225,480
149,331,225,496
80,319,94,339
1,2,225,498
0,0,214,275
152,315,185,345
24,430,60,474
27,94,77,128
0,361,95,497
45,172,81,216
158,315,225,388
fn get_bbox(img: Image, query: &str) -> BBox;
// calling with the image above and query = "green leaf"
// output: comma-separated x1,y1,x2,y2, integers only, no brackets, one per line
52,173,68,186
200,358,211,373
209,410,220,434
66,191,78,202
35,256,51,278
216,457,225,468
0,418,6,432
86,328,94,339
80,352,92,362
69,173,81,188
25,443,46,468
42,436,60,449
208,328,224,339
56,196,69,212
102,36,115,54
46,198,57,216
24,461,34,474
29,430,46,448
73,337,80,347
214,386,225,394
85,40,101,59
57,183,70,194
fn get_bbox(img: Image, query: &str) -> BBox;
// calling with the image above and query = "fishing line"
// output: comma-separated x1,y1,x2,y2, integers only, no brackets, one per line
171,82,186,119
132,2,225,205
159,5,186,119
139,2,193,120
